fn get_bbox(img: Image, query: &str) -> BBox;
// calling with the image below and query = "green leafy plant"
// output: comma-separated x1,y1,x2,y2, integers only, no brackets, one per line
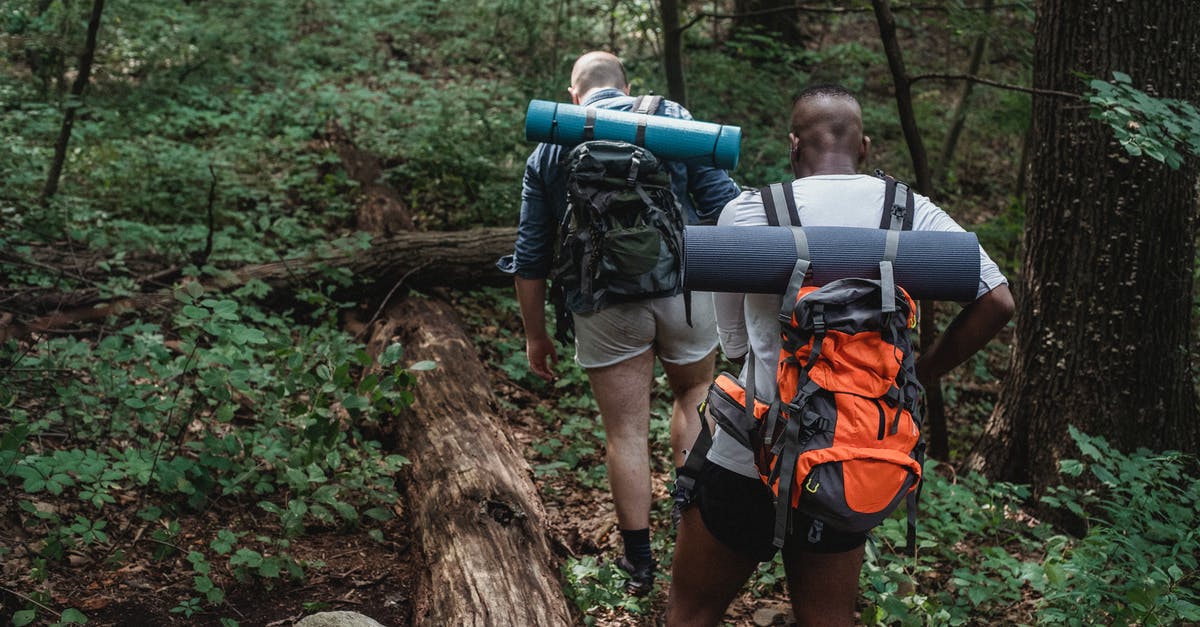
562,555,651,622
1086,71,1200,169
1036,427,1200,625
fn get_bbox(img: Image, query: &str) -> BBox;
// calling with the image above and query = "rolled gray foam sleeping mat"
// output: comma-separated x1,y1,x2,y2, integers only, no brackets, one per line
684,225,981,301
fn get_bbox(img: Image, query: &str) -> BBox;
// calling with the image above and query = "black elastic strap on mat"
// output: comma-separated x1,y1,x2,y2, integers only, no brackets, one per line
631,95,663,146
583,108,596,141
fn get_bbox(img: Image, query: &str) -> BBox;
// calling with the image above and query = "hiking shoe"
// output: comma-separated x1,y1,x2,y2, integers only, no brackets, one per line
615,555,657,597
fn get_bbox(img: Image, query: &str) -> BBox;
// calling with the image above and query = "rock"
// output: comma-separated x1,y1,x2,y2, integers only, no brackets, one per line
752,606,789,626
295,611,388,627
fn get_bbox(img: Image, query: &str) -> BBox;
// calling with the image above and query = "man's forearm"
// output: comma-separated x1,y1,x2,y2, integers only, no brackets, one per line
915,284,1015,386
515,276,550,340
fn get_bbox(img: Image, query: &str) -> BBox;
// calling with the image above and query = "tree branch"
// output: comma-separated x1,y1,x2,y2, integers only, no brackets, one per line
909,73,1079,99
692,2,1026,22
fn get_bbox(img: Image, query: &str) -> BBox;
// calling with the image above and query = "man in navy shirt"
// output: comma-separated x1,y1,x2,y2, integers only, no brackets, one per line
498,51,740,595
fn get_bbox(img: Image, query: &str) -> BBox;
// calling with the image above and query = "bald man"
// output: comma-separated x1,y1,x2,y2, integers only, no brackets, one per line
498,51,740,596
667,84,1013,624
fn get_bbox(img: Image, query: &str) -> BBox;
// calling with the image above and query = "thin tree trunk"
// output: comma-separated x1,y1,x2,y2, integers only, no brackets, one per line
660,0,688,106
40,0,105,206
936,0,993,184
870,0,948,460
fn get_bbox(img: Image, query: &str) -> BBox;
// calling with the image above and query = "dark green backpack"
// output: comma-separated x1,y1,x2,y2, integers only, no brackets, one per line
552,96,686,326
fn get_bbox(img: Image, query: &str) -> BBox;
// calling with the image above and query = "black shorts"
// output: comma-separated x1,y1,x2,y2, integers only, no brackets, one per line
690,460,868,562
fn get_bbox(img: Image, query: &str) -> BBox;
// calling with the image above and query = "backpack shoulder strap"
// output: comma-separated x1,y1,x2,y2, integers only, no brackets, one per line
759,181,801,227
876,170,915,231
631,94,663,115
874,170,912,313
629,95,663,147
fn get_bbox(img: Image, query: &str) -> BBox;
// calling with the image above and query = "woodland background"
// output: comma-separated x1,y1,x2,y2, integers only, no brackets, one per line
1,0,1198,625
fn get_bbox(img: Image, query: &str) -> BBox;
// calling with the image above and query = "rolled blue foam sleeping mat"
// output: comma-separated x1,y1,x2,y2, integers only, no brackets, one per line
684,226,981,301
525,99,742,170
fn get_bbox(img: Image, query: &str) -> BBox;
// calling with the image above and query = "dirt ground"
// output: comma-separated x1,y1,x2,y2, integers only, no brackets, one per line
0,494,418,626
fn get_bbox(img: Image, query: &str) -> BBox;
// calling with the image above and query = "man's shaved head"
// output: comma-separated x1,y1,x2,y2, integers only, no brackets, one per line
570,51,628,96
790,84,864,155
789,84,869,177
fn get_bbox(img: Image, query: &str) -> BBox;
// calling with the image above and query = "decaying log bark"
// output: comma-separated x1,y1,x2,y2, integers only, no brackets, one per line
2,227,517,339
233,227,516,292
382,297,574,626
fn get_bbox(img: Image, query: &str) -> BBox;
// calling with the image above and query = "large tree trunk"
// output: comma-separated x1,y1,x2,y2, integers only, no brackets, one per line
381,297,574,626
967,0,1200,491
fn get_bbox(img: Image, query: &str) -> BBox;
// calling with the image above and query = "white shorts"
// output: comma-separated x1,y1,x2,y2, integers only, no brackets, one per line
572,292,718,369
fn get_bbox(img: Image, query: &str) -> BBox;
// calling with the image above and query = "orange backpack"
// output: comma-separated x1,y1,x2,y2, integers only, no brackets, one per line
680,175,926,550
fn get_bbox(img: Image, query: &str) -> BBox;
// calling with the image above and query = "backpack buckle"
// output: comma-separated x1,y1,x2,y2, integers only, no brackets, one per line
812,307,826,334
626,152,642,187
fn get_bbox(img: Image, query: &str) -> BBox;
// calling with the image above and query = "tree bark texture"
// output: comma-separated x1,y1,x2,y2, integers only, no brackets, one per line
40,0,105,205
969,0,1200,488
870,0,950,460
385,297,574,626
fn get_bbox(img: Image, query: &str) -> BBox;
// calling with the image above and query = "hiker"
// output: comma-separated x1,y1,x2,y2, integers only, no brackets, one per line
667,84,1014,625
497,51,741,595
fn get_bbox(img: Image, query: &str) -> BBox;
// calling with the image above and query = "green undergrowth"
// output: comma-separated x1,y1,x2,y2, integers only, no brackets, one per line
462,288,1199,626
0,284,419,625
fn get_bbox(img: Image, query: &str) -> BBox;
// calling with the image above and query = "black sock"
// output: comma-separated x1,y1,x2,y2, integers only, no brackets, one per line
620,527,652,565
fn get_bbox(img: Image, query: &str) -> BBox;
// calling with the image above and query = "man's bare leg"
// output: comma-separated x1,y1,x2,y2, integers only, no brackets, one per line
667,506,758,625
660,350,716,468
586,349,655,530
782,544,865,627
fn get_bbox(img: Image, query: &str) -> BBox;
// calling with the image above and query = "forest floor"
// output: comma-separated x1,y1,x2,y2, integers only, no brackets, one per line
0,462,419,626
0,284,1008,626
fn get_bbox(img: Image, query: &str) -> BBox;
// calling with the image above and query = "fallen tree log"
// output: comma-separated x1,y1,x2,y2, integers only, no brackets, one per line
2,227,517,338
381,297,575,626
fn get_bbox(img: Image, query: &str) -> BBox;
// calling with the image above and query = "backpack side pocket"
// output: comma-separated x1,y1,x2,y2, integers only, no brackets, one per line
703,372,766,451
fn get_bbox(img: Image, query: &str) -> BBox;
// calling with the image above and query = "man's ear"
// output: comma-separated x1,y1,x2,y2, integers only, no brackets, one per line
859,135,871,166
788,132,802,176
621,84,631,96
568,85,581,105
